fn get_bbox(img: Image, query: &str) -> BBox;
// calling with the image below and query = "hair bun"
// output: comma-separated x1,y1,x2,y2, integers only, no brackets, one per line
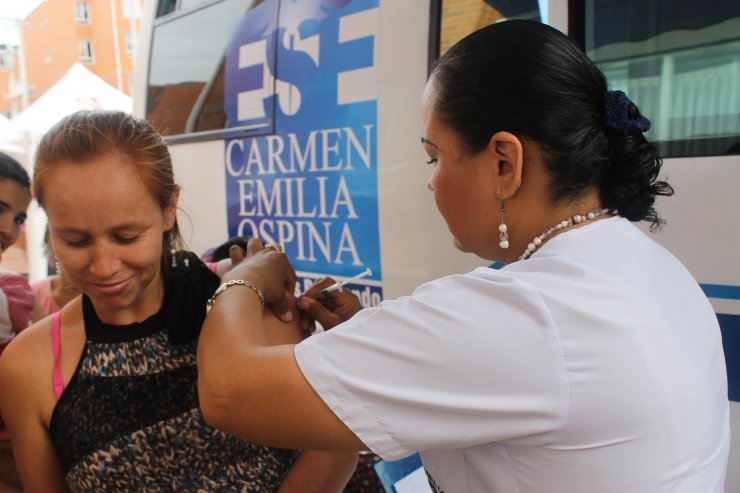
604,90,651,135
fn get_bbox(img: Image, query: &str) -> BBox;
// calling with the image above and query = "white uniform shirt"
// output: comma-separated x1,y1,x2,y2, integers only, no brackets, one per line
295,217,730,493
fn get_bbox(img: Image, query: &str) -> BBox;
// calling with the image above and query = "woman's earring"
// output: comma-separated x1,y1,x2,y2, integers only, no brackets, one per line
499,200,509,249
170,248,177,268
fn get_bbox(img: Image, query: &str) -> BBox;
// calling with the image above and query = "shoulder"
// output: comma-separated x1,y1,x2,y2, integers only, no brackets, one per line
0,273,35,331
0,272,34,309
0,316,55,379
30,275,52,293
408,267,546,316
263,302,305,345
0,316,56,418
0,271,32,291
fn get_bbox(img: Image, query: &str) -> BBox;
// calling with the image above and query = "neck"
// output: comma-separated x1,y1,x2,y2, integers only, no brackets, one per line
52,274,80,307
518,208,610,261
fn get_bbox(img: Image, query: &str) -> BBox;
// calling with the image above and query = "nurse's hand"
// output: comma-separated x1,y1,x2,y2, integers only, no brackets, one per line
224,239,296,322
298,277,362,332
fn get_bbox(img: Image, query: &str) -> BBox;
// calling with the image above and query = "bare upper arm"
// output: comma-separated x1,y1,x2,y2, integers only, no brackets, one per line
263,302,305,345
0,323,70,492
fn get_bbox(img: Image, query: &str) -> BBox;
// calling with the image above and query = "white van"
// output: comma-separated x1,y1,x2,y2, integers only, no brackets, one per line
134,0,740,488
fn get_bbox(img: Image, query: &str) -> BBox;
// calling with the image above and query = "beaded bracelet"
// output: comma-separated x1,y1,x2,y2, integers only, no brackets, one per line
206,279,265,312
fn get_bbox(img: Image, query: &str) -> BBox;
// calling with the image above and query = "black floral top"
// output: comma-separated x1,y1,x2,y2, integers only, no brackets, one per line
49,255,299,492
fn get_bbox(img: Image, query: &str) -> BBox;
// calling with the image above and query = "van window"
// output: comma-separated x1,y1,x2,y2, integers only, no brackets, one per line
147,0,274,141
436,0,542,56
576,0,740,157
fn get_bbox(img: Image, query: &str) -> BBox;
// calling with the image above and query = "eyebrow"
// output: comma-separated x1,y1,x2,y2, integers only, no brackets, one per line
420,137,439,149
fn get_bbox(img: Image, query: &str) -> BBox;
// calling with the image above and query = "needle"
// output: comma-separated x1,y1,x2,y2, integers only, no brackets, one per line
319,267,373,296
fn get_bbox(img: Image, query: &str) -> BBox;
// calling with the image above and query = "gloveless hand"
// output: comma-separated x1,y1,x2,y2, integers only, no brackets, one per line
223,238,297,322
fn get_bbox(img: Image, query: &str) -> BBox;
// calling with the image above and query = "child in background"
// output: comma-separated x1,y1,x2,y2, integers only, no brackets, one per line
0,152,34,493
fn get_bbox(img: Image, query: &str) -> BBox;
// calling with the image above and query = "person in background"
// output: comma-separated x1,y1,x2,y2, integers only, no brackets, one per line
0,152,34,493
197,20,729,493
0,110,356,493
31,228,81,319
201,235,252,264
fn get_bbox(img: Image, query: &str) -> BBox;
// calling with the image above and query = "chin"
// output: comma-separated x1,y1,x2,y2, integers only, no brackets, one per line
452,237,469,253
453,237,501,262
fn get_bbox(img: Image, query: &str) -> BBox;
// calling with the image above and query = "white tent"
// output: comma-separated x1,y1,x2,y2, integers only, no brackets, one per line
10,62,132,136
6,63,133,281
0,114,27,160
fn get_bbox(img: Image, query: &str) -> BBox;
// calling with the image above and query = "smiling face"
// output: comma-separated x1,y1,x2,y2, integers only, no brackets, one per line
44,153,177,324
421,80,502,260
0,178,31,259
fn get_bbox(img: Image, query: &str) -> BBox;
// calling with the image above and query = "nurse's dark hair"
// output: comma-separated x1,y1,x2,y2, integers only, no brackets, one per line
429,20,673,229
33,110,183,266
0,152,30,190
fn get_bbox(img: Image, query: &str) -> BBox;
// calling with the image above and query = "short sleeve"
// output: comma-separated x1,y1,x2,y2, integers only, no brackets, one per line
294,270,568,460
0,273,35,333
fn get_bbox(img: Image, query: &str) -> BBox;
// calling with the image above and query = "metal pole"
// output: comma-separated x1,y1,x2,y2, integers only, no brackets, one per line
109,0,124,91
16,18,29,110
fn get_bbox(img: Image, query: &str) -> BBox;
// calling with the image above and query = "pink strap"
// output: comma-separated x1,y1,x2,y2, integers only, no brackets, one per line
52,311,64,400
207,261,218,274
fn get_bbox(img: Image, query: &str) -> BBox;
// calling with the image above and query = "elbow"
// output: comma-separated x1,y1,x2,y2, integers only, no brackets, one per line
197,369,235,432
338,451,360,479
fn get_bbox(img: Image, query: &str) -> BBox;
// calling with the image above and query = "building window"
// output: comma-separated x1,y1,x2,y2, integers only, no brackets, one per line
0,53,14,71
80,41,95,63
75,2,91,24
125,32,137,56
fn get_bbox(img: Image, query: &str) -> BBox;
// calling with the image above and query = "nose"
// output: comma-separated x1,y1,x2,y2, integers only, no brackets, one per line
88,241,121,278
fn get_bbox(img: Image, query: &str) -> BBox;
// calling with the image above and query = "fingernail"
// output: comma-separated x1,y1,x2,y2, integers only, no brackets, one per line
298,299,309,310
281,311,293,322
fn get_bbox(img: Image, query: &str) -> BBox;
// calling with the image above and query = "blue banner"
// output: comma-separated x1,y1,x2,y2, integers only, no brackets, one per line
223,0,381,304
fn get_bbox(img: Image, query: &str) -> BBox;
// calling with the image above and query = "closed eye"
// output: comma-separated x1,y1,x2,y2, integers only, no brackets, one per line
63,238,90,248
426,158,438,166
115,235,140,245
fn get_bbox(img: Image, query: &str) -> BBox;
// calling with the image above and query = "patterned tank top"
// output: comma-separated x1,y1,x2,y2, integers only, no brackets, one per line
49,294,298,492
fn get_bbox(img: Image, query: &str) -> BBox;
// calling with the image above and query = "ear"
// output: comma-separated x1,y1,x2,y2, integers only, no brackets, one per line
488,131,523,200
163,190,180,231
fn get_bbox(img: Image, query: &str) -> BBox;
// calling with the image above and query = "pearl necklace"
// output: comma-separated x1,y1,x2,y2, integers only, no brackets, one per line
518,208,610,261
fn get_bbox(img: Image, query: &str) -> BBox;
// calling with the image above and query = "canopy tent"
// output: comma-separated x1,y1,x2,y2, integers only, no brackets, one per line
0,114,27,161
10,62,132,136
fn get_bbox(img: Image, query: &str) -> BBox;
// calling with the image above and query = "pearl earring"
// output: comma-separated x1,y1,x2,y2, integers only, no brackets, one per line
170,248,177,268
499,199,509,249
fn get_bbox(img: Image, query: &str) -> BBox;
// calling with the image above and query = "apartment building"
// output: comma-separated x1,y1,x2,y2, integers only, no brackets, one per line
0,0,142,117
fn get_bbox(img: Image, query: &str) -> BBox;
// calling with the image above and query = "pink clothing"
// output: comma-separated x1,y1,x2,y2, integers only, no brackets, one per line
52,311,64,400
31,276,61,317
0,272,34,357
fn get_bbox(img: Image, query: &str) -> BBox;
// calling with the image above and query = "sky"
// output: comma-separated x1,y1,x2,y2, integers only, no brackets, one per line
0,0,43,20
0,0,43,43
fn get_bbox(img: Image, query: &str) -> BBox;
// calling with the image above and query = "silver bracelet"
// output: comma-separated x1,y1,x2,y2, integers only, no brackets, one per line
206,279,265,312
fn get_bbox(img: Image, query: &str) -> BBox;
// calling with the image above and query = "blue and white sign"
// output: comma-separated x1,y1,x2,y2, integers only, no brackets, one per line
223,0,382,304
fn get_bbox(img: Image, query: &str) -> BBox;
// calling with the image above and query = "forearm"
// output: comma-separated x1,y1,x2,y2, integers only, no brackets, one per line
278,450,358,493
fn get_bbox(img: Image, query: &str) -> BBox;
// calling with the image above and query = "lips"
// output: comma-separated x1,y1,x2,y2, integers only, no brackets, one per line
90,278,130,296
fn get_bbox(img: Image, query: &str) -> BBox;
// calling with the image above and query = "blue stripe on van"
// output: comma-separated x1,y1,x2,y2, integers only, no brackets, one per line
700,283,740,300
719,313,740,402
